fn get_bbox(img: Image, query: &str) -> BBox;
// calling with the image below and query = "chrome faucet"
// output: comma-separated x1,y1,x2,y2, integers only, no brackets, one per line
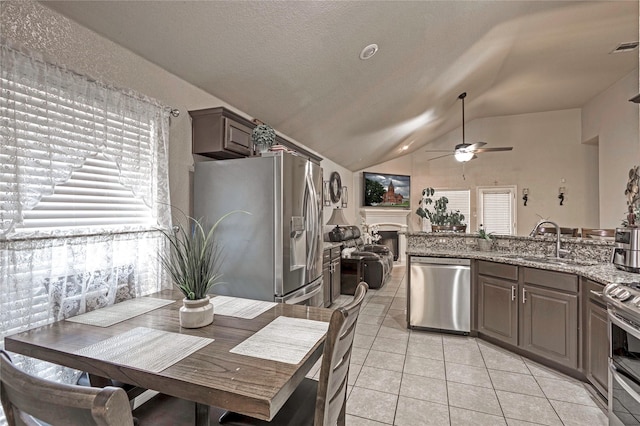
531,220,570,259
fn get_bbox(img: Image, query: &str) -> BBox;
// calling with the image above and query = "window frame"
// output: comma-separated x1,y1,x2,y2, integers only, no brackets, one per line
476,185,517,235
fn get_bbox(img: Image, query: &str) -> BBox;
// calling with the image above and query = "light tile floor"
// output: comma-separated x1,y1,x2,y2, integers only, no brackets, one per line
307,263,608,426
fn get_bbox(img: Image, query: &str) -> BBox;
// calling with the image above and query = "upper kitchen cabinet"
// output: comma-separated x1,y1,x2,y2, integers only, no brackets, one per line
189,107,323,164
189,107,254,159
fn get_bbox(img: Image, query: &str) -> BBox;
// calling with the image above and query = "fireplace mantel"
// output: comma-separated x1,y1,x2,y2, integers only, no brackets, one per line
360,209,410,228
360,208,409,262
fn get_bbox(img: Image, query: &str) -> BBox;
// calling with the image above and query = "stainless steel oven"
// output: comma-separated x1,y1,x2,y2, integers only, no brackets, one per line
604,282,640,425
609,308,640,425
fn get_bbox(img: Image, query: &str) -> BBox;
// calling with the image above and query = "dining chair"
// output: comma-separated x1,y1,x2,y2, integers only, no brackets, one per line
133,281,369,426
580,228,615,238
0,350,135,426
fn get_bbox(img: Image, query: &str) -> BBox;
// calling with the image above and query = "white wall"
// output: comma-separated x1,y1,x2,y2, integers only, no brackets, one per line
582,69,639,228
1,0,349,228
321,161,356,236
363,109,600,235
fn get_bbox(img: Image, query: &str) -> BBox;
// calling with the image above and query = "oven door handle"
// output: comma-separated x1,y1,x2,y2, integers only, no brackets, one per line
609,309,640,341
610,361,640,403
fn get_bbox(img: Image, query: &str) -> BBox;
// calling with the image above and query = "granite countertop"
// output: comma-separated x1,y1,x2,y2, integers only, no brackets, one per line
406,249,639,286
323,242,342,250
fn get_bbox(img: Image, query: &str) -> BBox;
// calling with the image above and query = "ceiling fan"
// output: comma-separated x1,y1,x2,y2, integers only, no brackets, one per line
426,92,513,162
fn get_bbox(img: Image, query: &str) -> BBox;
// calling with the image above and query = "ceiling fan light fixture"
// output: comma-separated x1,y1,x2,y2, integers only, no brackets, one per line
454,150,474,162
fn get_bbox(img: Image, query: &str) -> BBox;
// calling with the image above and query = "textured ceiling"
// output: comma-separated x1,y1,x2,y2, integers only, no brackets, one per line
42,1,638,171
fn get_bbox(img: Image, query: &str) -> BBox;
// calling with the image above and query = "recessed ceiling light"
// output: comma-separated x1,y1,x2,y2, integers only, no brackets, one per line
359,43,379,60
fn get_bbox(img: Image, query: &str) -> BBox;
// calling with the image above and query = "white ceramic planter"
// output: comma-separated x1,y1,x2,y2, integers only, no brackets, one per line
180,296,213,328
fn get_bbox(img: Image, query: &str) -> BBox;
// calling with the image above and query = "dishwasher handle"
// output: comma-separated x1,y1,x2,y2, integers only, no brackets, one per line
411,257,471,266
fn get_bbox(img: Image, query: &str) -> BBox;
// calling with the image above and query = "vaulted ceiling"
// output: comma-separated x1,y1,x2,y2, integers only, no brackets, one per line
43,1,638,171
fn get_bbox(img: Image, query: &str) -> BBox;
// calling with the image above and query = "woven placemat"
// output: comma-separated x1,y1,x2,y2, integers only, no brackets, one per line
66,298,175,327
211,296,276,319
74,327,213,372
230,316,328,364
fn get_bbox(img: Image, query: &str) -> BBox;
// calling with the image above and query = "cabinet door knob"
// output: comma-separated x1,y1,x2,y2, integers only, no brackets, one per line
522,288,527,304
511,285,516,302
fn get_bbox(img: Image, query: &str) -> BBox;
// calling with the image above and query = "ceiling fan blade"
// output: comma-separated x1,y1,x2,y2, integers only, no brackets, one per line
424,149,455,153
427,153,454,161
465,142,487,151
473,147,513,153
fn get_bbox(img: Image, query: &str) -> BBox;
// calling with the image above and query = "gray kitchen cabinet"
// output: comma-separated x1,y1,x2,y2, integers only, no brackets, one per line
189,107,254,159
520,283,579,369
476,261,580,370
189,106,323,163
323,246,342,306
583,278,608,397
478,274,518,346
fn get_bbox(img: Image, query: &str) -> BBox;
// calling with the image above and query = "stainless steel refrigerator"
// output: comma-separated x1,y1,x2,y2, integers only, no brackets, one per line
193,152,324,306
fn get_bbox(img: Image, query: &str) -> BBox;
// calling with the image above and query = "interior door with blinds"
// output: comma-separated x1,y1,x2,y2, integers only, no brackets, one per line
477,186,517,235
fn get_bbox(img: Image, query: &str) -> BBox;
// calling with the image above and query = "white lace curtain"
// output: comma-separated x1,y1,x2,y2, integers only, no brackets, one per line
0,41,172,398
0,43,171,237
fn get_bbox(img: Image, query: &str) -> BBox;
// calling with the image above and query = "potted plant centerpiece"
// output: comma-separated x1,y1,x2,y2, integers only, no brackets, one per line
415,187,466,232
476,224,494,251
251,123,276,154
159,211,248,328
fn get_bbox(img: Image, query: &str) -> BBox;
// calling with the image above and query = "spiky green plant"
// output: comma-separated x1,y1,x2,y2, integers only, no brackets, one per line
159,211,249,300
477,224,494,241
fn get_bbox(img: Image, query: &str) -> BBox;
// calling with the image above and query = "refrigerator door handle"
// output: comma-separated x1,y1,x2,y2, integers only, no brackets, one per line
305,168,319,273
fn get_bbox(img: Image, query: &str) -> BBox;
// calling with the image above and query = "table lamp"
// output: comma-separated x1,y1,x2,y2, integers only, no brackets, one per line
326,207,349,241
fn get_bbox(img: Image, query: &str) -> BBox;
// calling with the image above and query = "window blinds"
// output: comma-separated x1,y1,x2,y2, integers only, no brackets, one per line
14,155,155,234
480,190,514,235
433,189,471,231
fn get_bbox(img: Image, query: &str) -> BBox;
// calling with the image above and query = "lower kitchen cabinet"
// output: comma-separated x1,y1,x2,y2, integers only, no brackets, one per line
478,275,518,346
476,261,580,370
584,278,608,397
323,246,342,306
520,283,578,369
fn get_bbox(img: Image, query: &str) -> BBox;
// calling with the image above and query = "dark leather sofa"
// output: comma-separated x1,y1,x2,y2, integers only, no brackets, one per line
328,225,393,290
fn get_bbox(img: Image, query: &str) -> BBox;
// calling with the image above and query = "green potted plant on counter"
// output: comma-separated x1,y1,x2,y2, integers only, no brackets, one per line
416,187,466,232
159,211,249,328
476,224,494,251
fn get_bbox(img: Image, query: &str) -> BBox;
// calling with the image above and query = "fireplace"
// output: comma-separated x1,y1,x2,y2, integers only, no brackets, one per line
378,231,399,261
360,209,409,262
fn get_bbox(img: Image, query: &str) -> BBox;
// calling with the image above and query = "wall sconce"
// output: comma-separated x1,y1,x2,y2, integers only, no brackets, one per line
341,186,348,208
558,186,565,206
522,188,529,206
323,181,330,206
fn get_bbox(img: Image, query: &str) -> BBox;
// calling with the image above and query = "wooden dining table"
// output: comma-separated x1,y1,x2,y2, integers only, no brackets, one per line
3,289,334,426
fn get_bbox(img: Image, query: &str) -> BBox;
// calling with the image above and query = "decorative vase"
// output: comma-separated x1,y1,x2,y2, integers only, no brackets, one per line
180,295,213,328
478,239,493,251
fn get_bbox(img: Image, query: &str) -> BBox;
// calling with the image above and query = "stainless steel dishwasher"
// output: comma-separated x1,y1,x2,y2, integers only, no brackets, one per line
408,256,471,333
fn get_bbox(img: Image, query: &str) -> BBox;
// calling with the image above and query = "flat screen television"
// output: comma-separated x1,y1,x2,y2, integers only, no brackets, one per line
363,172,410,208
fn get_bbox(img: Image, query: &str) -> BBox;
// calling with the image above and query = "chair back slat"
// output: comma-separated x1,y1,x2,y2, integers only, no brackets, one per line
1,351,134,426
314,282,368,426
